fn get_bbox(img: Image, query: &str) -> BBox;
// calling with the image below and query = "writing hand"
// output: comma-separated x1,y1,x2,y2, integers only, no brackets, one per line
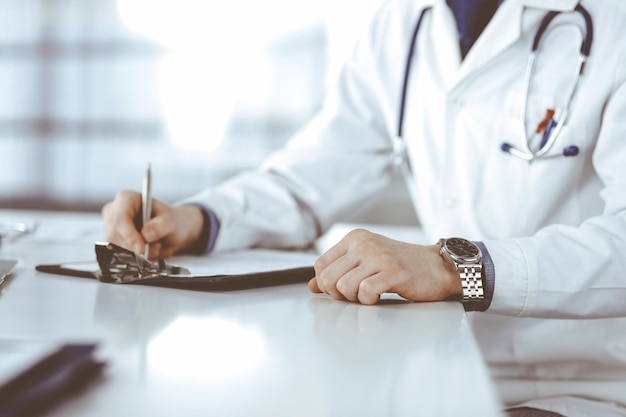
102,190,204,259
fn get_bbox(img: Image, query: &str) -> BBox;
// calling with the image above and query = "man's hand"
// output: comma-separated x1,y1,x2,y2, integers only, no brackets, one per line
308,229,461,305
102,190,204,259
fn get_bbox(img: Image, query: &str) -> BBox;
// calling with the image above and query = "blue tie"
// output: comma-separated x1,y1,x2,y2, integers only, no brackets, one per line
447,0,502,59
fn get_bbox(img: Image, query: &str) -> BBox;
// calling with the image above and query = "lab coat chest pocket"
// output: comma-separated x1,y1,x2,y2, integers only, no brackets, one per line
499,90,589,156
495,20,592,159
476,90,589,236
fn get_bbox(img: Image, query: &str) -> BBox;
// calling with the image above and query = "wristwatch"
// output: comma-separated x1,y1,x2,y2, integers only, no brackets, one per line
438,237,484,302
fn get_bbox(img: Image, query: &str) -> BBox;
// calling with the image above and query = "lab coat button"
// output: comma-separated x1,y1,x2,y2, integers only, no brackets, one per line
444,197,457,208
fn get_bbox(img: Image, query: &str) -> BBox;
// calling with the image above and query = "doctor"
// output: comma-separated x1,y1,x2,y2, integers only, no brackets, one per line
103,0,626,416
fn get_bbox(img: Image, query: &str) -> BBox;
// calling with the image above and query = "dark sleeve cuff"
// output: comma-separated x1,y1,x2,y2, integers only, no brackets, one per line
181,204,220,255
462,241,494,312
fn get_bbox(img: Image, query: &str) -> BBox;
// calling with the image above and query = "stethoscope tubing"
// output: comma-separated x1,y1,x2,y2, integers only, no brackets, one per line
397,7,430,139
395,4,593,167
512,4,593,161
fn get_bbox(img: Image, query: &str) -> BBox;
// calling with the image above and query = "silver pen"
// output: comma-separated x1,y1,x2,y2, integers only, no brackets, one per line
142,162,152,259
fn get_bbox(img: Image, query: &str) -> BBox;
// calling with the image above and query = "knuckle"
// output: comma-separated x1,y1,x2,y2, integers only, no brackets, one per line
347,228,365,237
120,189,135,197
353,232,380,253
116,189,139,206
317,268,333,285
115,189,130,201
346,228,369,241
336,281,356,302
335,278,349,294
358,279,374,294
358,281,379,305
313,257,327,275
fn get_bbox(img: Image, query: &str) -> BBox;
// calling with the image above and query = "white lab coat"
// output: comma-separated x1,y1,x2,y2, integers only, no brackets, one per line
184,0,626,414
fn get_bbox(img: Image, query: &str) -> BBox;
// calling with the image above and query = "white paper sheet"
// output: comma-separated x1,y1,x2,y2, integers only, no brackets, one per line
171,249,318,276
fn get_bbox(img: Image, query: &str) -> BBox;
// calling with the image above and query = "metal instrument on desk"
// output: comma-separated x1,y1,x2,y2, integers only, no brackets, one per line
95,241,190,284
0,221,37,245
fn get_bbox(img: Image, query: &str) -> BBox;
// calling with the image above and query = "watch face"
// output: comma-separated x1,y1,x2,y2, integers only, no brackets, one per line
446,237,480,259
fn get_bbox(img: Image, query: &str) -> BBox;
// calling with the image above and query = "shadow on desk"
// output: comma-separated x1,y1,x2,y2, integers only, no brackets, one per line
0,342,106,417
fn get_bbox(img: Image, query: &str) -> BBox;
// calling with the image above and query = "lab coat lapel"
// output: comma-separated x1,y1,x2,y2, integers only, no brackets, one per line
452,0,579,87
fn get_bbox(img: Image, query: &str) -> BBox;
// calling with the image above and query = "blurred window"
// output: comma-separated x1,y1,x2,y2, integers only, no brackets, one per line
0,0,384,212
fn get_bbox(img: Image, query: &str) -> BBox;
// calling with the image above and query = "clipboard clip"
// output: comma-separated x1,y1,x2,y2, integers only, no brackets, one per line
95,241,190,283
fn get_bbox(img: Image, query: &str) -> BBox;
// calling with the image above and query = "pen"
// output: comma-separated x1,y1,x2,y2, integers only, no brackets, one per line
540,117,557,150
142,162,152,259
535,108,556,150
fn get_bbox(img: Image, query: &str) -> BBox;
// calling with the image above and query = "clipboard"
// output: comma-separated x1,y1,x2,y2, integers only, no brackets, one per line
36,242,317,291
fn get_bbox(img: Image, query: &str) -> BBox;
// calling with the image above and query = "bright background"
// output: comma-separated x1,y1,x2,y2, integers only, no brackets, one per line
0,0,415,225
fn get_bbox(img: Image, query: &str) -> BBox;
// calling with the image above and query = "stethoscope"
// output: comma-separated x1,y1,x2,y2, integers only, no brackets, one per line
393,4,594,167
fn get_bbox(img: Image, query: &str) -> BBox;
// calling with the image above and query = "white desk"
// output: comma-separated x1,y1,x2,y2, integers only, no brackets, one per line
0,210,503,417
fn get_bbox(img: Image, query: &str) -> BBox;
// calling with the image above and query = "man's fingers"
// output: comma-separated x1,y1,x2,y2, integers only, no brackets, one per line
308,277,321,293
335,264,377,302
147,242,166,258
103,211,145,253
356,274,386,305
309,269,388,305
102,190,147,253
313,240,346,273
313,254,383,302
314,253,359,300
119,223,145,254
142,214,172,244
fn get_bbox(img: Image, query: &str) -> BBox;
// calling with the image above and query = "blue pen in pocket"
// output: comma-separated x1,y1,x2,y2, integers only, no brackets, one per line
540,117,557,150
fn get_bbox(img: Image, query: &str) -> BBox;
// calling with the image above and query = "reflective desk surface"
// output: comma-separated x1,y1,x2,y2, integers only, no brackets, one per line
0,210,503,417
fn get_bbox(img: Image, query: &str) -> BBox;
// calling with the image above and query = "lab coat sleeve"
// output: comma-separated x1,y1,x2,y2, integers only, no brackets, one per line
485,70,626,319
180,3,399,252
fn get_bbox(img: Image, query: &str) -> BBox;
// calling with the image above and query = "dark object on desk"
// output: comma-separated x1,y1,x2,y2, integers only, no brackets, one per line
36,242,315,291
0,343,105,417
